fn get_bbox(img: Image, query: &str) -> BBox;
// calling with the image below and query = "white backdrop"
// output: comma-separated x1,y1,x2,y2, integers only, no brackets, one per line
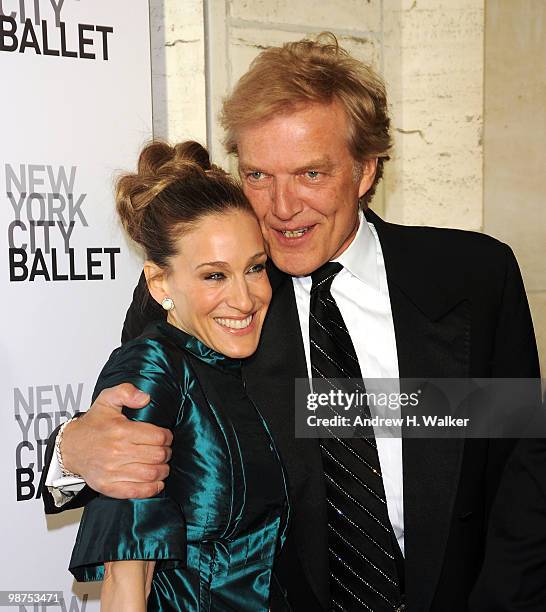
0,1,152,609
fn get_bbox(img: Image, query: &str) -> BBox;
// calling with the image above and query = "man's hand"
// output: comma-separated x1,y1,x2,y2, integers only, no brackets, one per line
61,383,173,499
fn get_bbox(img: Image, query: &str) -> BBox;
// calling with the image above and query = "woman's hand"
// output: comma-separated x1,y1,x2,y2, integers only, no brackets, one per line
101,559,156,611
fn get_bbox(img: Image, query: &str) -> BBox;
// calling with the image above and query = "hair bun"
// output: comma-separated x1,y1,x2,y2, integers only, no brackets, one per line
116,140,218,243
136,140,213,179
115,140,253,273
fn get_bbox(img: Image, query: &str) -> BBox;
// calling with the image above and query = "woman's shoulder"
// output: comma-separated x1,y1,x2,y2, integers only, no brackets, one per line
112,320,189,365
94,321,193,401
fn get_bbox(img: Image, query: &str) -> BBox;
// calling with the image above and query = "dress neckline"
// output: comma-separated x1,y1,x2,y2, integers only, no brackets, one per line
156,320,242,375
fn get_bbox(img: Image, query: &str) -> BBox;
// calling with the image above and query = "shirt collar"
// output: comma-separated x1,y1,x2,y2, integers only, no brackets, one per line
334,211,379,290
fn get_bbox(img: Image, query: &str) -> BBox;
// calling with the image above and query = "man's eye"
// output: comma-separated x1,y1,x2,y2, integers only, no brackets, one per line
248,263,266,274
247,171,265,181
305,170,320,179
205,272,225,281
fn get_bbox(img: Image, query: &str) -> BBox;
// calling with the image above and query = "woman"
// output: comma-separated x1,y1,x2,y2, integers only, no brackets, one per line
69,141,289,611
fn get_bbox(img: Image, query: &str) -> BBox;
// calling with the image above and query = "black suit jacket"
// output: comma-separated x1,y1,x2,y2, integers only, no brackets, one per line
468,433,546,612
41,211,540,611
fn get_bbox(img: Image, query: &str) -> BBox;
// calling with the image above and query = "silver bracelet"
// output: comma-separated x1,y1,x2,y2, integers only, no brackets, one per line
55,419,82,478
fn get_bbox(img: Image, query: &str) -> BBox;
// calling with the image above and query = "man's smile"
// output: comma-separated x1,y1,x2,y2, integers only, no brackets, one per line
270,225,317,244
281,227,309,238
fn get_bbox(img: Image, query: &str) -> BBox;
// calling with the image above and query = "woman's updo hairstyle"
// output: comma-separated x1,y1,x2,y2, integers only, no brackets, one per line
116,140,253,269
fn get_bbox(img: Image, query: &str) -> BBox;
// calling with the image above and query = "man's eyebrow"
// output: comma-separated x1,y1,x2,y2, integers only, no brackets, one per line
239,158,334,174
238,163,261,173
293,157,334,172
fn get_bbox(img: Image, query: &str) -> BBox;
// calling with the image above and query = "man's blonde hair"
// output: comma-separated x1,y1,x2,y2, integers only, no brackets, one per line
221,33,391,207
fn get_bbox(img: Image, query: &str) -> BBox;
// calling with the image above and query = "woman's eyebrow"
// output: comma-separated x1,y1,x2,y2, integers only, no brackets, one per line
195,252,266,270
249,251,266,260
195,260,229,270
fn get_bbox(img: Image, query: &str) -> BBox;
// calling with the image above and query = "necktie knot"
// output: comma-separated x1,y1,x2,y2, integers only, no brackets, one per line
310,261,343,293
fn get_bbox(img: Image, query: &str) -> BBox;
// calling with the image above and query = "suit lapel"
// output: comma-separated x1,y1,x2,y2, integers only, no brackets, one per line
243,264,330,607
242,264,315,493
390,282,468,611
368,210,470,611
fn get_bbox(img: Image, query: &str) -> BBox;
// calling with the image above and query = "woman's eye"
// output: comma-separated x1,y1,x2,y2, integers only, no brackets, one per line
248,263,266,274
205,272,225,281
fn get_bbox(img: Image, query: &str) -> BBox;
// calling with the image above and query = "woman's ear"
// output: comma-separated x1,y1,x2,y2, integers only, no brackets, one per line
144,261,168,306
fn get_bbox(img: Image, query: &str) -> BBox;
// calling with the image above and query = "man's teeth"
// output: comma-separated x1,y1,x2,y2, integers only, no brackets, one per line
215,315,253,329
282,227,309,238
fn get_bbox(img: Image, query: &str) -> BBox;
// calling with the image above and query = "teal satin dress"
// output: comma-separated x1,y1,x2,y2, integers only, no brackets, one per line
69,321,289,611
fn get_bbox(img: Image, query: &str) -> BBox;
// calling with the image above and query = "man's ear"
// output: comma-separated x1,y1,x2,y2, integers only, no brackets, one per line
144,261,168,306
357,158,378,199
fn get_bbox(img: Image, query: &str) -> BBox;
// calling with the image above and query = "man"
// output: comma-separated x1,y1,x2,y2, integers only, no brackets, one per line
41,34,540,611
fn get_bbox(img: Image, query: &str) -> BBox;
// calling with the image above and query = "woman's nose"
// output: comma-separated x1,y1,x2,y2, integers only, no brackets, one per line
226,278,254,312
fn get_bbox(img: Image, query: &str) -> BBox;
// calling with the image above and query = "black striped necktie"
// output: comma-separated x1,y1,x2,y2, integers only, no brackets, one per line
309,261,402,612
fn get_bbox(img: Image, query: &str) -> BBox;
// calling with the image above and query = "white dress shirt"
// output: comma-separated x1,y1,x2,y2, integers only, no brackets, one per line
45,440,85,506
292,214,404,553
46,213,405,553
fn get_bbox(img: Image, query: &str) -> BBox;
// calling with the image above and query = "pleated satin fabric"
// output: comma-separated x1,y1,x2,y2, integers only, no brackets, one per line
69,321,289,611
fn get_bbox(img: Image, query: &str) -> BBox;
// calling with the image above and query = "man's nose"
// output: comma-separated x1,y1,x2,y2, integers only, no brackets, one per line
270,178,303,220
226,277,254,312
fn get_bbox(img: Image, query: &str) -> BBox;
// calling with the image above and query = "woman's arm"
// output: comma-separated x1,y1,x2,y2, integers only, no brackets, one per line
69,339,186,585
101,560,156,612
